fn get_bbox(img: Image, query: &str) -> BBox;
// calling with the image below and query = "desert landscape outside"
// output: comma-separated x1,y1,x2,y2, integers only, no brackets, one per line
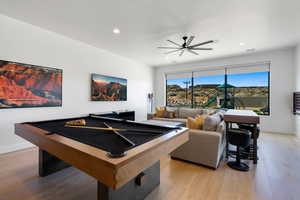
167,72,269,115
91,73,127,101
0,60,62,109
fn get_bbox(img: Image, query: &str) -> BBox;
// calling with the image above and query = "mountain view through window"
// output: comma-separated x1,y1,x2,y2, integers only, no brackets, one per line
166,68,270,115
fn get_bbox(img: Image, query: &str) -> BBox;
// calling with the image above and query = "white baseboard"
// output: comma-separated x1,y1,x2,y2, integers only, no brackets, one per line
0,142,34,154
262,130,295,136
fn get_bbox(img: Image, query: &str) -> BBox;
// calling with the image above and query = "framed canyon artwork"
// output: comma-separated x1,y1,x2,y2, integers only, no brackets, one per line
91,73,127,101
0,60,62,109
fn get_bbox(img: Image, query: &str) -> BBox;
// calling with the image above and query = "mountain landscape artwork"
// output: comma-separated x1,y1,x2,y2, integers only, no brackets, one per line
0,60,62,109
91,73,127,101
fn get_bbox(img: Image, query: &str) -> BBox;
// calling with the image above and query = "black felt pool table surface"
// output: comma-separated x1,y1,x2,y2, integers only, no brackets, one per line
27,116,176,153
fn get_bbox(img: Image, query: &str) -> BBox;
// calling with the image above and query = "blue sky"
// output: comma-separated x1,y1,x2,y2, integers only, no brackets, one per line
167,72,269,88
92,74,127,85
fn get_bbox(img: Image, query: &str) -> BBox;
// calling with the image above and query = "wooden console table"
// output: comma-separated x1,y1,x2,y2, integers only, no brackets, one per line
224,110,260,164
90,110,135,121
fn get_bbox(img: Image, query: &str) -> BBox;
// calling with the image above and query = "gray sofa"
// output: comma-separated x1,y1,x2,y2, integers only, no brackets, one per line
149,107,226,169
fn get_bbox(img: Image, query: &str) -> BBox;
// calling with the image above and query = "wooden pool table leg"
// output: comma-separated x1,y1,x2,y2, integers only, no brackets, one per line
97,161,160,200
39,149,71,177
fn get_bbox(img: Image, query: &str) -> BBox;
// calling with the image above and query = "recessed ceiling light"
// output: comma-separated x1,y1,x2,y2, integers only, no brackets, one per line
113,28,120,34
240,42,245,46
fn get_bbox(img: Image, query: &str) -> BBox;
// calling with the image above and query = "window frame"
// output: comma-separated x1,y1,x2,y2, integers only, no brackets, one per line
165,65,271,116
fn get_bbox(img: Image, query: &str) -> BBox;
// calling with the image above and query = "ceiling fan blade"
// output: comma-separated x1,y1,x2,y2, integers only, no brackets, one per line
165,49,183,54
190,48,213,50
157,47,181,49
189,40,214,48
186,36,195,46
187,49,199,55
179,50,185,56
167,40,182,47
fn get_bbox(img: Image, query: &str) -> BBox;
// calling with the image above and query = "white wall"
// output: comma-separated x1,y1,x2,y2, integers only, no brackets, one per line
295,45,300,138
0,14,153,153
154,48,296,134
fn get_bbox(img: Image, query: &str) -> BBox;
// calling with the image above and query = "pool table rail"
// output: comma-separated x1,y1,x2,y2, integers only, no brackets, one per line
15,122,189,189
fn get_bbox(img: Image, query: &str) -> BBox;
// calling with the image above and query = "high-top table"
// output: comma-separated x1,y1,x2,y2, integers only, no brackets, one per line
224,109,260,164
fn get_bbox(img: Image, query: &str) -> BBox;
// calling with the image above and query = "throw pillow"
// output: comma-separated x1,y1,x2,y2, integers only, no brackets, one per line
195,114,209,130
187,117,200,129
216,121,225,133
187,115,207,129
155,107,166,118
166,107,179,118
167,111,176,118
203,113,221,131
160,110,176,118
163,110,170,118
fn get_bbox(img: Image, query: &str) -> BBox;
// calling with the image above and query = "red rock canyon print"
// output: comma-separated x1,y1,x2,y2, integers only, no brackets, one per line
0,60,62,108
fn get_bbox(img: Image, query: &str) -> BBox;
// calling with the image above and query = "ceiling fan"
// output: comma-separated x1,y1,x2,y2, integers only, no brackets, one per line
158,36,215,56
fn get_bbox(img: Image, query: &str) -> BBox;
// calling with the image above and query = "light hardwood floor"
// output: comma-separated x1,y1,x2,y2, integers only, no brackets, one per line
0,133,299,200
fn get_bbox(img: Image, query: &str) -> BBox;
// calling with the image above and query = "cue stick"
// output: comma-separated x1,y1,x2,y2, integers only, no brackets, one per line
103,122,135,146
66,125,126,131
65,125,162,135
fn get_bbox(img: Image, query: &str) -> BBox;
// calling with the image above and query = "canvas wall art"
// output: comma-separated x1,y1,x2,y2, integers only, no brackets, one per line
91,73,127,101
0,60,62,109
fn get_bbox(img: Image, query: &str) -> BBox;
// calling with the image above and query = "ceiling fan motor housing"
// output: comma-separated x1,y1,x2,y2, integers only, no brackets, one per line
182,36,188,48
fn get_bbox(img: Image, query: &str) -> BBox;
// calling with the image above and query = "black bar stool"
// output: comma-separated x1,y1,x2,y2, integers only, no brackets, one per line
238,124,260,159
227,128,251,171
238,123,260,139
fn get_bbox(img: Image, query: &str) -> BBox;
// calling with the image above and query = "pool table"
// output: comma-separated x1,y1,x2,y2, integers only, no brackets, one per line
15,115,189,200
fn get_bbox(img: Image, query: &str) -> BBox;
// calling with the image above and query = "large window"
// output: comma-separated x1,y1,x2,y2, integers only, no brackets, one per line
166,63,270,115
227,66,270,115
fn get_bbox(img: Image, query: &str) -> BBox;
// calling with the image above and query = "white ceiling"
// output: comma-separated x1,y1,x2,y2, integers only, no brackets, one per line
0,0,299,66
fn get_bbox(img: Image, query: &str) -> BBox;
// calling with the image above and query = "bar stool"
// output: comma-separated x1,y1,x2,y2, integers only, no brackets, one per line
238,123,260,139
227,128,251,171
238,124,260,158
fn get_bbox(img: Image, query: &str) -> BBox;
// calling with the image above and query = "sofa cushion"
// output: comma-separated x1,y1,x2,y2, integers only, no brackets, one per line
166,107,179,118
202,109,217,115
214,109,226,120
178,108,203,118
203,113,222,131
152,117,187,124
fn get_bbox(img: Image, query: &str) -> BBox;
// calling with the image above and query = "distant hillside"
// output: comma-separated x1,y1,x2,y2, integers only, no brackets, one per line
166,83,268,111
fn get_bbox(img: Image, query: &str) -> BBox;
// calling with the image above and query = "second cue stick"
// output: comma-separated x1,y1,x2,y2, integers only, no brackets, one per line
65,125,162,135
103,122,135,146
